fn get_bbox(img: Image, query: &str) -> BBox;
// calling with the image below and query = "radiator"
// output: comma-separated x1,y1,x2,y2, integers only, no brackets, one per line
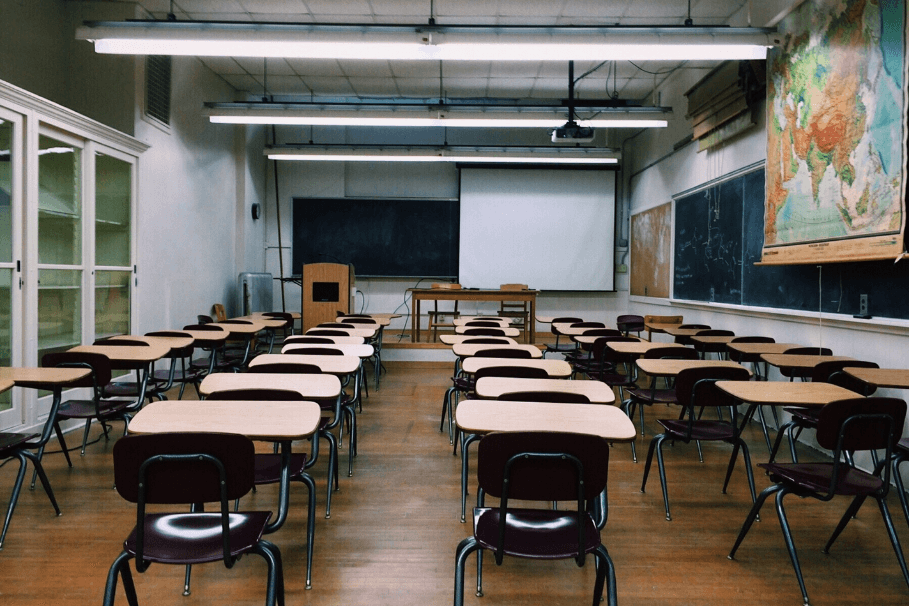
237,272,274,315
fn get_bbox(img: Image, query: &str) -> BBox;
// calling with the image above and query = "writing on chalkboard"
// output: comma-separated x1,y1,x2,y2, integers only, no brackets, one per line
672,166,909,320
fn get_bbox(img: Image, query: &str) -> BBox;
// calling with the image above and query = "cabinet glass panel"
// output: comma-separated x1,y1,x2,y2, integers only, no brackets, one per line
38,135,81,265
95,153,130,266
0,270,10,412
38,269,81,359
95,270,130,339
0,120,11,264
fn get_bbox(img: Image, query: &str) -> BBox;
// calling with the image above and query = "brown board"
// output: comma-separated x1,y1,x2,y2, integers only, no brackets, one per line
630,202,671,298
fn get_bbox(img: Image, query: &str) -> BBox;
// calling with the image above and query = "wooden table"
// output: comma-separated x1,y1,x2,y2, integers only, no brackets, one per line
604,341,686,357
250,353,360,376
439,335,518,346
107,334,194,350
551,322,608,336
70,342,170,403
200,373,341,400
726,342,800,358
636,359,748,378
408,288,538,343
129,399,322,587
452,317,510,327
451,343,542,359
690,335,736,357
842,367,909,389
282,343,374,359
336,313,400,326
474,376,615,403
644,321,683,341
461,357,571,378
761,354,855,377
455,399,635,523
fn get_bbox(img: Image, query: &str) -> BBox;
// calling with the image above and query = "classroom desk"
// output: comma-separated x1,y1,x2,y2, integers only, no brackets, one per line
408,288,539,343
455,399,636,523
286,335,365,345
282,343,374,359
250,353,360,376
175,328,229,347
451,343,542,360
843,367,909,389
724,342,800,380
305,326,378,339
0,366,92,530
644,321,683,341
761,354,855,378
454,325,521,337
551,322,608,336
474,376,615,403
452,317,510,327
690,334,736,355
603,341,686,357
439,335,518,346
336,313,400,326
128,399,321,588
70,342,170,404
107,334,194,350
460,357,572,378
635,358,748,378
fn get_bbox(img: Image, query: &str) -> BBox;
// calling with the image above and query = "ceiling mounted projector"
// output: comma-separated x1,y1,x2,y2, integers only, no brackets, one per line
551,121,595,143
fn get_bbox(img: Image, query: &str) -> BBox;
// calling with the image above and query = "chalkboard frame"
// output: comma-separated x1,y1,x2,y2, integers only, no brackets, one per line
292,197,459,279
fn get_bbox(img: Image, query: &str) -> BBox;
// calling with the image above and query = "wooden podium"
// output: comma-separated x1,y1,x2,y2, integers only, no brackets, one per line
301,263,355,331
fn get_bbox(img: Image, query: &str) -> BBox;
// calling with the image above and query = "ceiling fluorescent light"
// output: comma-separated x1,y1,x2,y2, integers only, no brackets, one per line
205,106,669,128
266,146,620,164
77,22,779,61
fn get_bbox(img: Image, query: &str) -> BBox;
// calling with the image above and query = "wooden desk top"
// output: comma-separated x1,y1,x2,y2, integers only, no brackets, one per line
175,328,229,342
129,400,321,441
455,325,521,337
715,381,860,407
460,358,572,378
211,320,268,335
843,367,909,389
0,377,13,393
455,400,635,442
305,327,377,338
108,334,194,350
535,315,555,324
249,311,301,320
0,367,91,390
439,335,518,346
286,335,365,345
644,322,683,333
761,354,854,370
663,326,710,337
281,343,374,358
337,313,400,325
453,317,510,327
335,317,381,327
69,343,170,363
574,335,642,345
233,316,288,329
725,342,799,356
551,322,608,336
451,344,543,359
636,359,749,378
250,353,360,375
474,377,615,404
200,373,341,399
410,288,539,296
606,341,686,356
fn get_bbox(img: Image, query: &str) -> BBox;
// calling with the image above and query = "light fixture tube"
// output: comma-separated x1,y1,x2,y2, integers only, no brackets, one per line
266,147,620,164
77,22,778,61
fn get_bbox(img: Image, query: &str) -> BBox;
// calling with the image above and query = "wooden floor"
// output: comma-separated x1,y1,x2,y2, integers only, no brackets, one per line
2,362,909,605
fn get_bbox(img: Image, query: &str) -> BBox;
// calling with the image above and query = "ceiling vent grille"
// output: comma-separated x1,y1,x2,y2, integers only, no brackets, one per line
145,55,172,126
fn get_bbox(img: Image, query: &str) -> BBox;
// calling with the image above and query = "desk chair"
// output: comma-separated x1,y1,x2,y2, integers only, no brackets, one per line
103,433,285,606
498,284,530,342
624,346,700,440
673,324,710,346
146,331,202,400
640,366,754,521
779,346,834,381
616,314,645,338
454,431,617,606
728,397,909,606
183,324,234,375
338,317,385,390
542,316,584,359
427,283,461,342
691,329,735,359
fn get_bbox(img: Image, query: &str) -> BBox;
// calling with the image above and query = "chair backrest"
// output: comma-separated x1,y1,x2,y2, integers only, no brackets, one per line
197,315,214,324
473,366,549,380
263,312,293,322
477,431,608,503
678,324,710,330
341,318,377,325
247,362,323,375
206,388,308,401
42,351,112,389
783,346,833,356
642,346,699,360
283,346,343,356
212,303,228,322
183,323,225,332
306,329,349,336
674,366,751,409
811,360,879,396
461,337,512,344
580,328,622,337
284,336,334,344
497,391,591,403
462,328,508,336
730,336,775,344
643,314,682,325
551,317,583,335
145,331,195,357
94,338,149,347
694,329,734,337
474,348,533,359
318,322,355,328
464,321,504,327
615,315,645,333
816,397,906,458
569,321,606,329
593,336,642,363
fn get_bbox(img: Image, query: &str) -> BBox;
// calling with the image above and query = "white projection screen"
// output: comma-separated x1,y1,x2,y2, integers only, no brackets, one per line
458,168,616,291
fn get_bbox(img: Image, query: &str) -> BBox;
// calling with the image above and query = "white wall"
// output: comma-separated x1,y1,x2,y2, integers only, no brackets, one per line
624,4,909,475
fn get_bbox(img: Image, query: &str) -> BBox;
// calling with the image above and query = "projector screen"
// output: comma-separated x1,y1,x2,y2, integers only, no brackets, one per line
459,168,616,291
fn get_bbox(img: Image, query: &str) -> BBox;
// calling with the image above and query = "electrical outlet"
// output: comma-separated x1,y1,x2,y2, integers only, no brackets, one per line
859,294,869,316
616,264,628,274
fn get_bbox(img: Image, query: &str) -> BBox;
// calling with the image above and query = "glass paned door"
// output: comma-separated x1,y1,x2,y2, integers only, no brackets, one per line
0,117,16,416
94,152,132,339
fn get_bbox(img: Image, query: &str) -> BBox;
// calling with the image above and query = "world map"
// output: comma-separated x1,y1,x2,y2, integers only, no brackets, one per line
765,0,906,258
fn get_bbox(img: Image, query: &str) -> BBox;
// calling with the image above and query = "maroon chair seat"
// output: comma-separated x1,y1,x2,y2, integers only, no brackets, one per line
728,397,909,606
641,365,754,520
184,323,237,374
454,431,616,606
103,433,284,606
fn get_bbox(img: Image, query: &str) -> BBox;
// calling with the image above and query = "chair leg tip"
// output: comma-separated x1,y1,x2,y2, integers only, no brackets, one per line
476,591,483,597
305,583,312,590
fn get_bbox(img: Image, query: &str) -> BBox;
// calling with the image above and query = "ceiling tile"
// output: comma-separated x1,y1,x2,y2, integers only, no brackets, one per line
337,60,394,78
434,0,499,18
302,0,372,16
176,0,247,13
237,0,311,14
498,0,564,18
368,0,431,16
347,77,401,96
395,78,448,96
284,58,346,76
199,57,248,75
442,62,491,78
439,78,489,97
261,75,312,94
301,76,356,95
233,57,299,75
488,62,541,78
390,61,441,78
486,77,536,97
560,0,631,19
220,73,264,92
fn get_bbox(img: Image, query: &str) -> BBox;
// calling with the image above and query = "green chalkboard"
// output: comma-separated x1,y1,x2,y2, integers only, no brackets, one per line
673,167,909,319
